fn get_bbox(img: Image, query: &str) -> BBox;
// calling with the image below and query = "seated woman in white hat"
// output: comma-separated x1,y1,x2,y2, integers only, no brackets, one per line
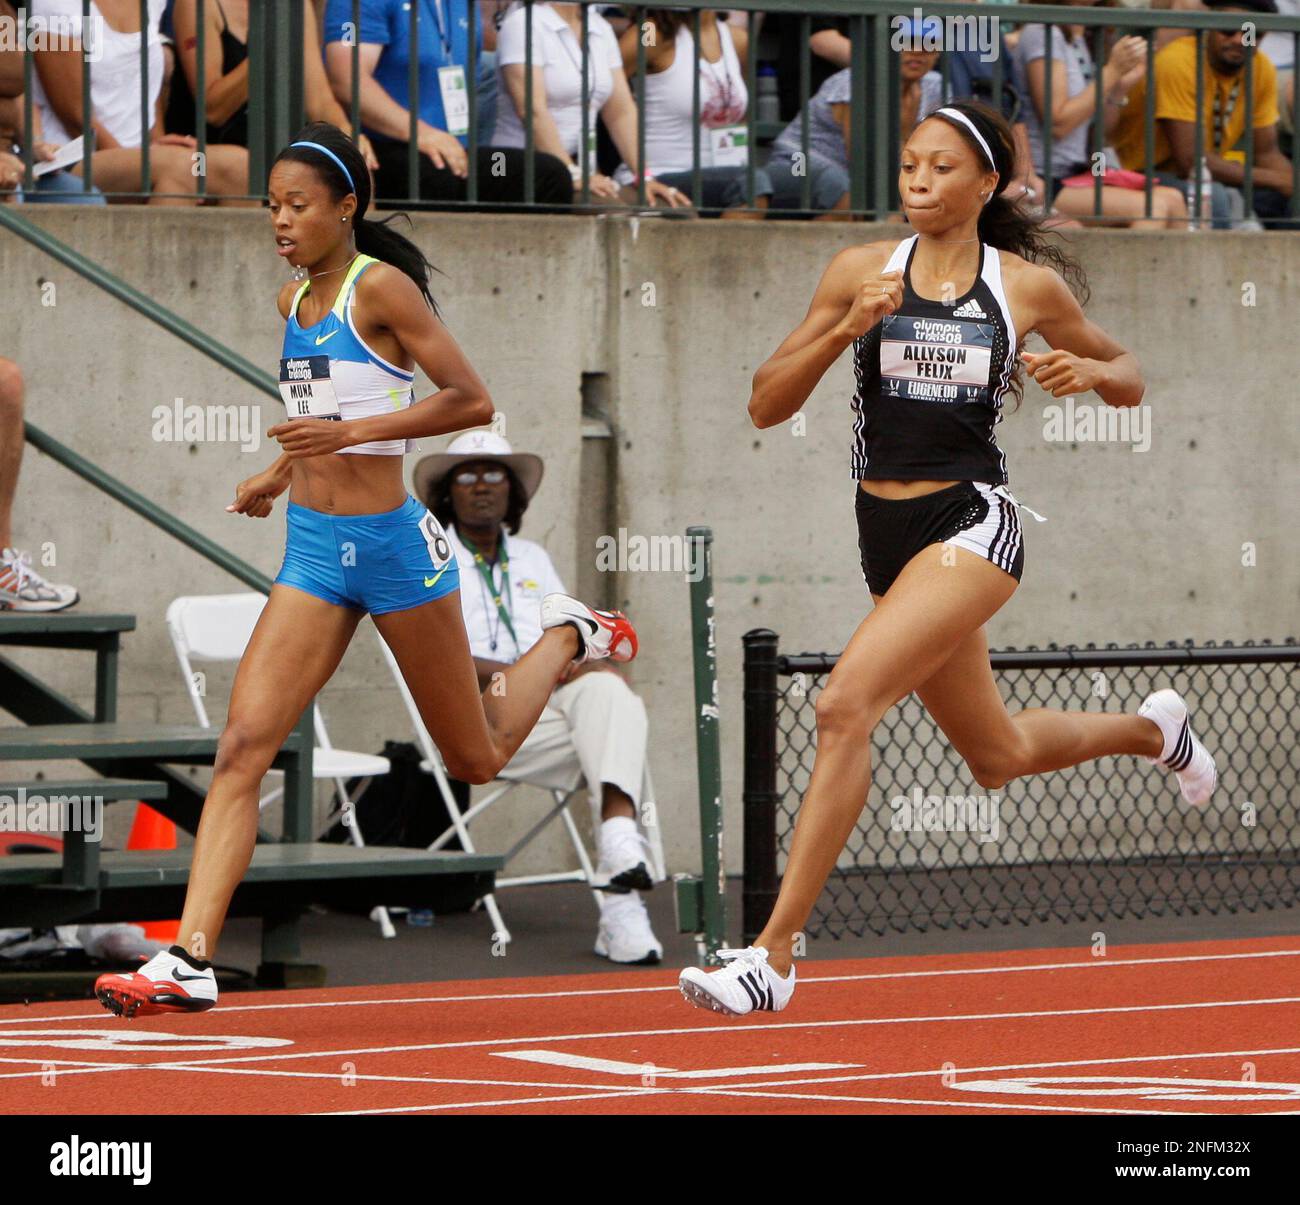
414,430,664,965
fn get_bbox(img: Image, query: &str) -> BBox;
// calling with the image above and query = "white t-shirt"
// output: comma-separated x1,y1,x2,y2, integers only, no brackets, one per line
492,3,623,157
612,21,749,186
32,0,167,149
448,524,566,664
1262,1,1300,72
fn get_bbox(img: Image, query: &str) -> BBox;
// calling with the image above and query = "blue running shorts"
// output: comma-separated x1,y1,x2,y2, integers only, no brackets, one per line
275,494,460,614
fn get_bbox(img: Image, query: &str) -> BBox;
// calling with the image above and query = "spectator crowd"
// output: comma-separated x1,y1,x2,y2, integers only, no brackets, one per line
1,0,1297,224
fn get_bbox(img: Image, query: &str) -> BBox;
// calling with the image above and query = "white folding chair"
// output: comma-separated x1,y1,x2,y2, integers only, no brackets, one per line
373,627,666,946
166,593,399,937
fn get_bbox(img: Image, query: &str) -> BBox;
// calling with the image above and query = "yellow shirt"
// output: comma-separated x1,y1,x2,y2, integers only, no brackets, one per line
1112,35,1278,173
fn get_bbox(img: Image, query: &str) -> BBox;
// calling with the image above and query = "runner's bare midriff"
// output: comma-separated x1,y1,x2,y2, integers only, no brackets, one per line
288,449,407,515
859,479,960,500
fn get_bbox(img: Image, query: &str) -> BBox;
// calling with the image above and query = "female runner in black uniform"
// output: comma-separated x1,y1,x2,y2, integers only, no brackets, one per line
679,99,1217,1017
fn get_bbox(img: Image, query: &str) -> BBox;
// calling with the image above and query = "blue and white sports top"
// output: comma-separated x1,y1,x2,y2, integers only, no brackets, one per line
279,253,416,456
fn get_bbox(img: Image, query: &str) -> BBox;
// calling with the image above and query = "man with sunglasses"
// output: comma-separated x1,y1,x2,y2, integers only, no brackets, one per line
413,430,663,965
1111,0,1298,229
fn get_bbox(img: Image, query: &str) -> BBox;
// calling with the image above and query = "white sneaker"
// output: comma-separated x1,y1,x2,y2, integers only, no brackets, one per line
94,946,218,1017
595,890,662,964
1138,688,1218,808
596,815,654,892
679,946,796,1016
541,593,638,665
0,547,79,612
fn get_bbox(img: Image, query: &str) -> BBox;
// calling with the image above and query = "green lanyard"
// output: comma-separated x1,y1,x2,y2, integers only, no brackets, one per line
464,532,518,653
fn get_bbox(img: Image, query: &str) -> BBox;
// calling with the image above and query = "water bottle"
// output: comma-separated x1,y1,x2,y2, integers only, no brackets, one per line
1186,157,1214,230
1199,160,1215,229
756,64,781,125
406,908,434,927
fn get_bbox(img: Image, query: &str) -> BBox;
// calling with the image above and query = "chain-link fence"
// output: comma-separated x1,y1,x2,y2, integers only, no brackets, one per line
741,631,1300,941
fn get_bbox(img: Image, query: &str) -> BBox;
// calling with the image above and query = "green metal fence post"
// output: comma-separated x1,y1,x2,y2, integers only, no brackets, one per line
687,525,724,964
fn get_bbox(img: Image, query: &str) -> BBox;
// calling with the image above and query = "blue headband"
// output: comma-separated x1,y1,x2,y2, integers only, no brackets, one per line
288,141,356,194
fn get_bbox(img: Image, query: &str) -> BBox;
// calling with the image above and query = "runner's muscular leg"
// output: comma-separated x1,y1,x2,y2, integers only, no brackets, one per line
178,586,364,957
755,546,1018,972
374,590,580,784
914,626,1163,790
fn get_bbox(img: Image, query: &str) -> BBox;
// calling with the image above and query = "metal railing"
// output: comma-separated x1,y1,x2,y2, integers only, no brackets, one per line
742,630,1300,942
0,207,277,588
5,2,1299,220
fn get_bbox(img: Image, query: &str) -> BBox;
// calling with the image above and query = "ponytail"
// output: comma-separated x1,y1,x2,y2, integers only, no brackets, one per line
926,99,1091,410
272,121,443,317
354,211,440,318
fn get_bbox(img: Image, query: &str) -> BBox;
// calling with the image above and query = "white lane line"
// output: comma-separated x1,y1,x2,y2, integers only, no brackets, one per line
307,1084,1209,1118
491,1050,860,1078
312,1088,669,1115
7,994,1298,1079
81,1064,664,1092
4,946,1296,1024
9,1042,1300,1097
681,1045,1300,1094
698,1088,1188,1116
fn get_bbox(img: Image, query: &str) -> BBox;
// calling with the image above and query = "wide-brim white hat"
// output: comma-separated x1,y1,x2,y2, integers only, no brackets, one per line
412,430,544,506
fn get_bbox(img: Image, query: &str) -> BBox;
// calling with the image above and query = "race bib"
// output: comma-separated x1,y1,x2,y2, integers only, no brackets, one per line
418,510,454,570
279,355,341,419
705,125,748,168
438,65,469,138
879,315,994,406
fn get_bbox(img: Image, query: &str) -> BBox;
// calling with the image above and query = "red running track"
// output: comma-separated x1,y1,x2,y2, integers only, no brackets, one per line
2,935,1299,1115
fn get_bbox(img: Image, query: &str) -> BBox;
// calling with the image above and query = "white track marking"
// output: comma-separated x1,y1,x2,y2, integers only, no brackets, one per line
950,1075,1300,1102
307,1083,1229,1117
492,1050,860,1078
4,945,1297,1025
670,1045,1300,1094
312,1088,671,1115
5,993,1298,1079
698,1088,1189,1116
0,1028,290,1052
97,1064,667,1092
11,1042,1300,1109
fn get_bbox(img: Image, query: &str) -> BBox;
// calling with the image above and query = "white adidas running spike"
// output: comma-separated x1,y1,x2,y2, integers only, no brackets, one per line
540,593,638,665
678,946,796,1017
1137,688,1218,808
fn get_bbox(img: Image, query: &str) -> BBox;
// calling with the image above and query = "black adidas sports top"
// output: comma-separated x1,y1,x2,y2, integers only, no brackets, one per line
850,234,1019,485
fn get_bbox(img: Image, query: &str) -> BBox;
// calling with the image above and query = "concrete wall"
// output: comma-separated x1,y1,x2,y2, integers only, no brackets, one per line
3,208,1298,874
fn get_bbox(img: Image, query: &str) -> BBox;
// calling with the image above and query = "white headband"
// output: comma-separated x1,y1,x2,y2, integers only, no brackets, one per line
933,107,998,202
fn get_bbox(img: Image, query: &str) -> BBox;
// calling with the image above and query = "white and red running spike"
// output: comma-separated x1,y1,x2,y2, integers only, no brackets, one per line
95,949,218,1018
540,593,638,665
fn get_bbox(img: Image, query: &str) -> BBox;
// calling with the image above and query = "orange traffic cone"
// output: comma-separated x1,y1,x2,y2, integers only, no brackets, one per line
127,802,180,943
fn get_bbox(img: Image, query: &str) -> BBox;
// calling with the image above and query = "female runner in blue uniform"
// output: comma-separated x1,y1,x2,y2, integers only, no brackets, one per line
679,99,1217,1017
96,124,636,1016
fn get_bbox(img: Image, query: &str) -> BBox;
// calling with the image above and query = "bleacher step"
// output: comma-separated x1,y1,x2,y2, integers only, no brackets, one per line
0,722,302,760
0,844,502,887
0,612,135,643
0,778,168,802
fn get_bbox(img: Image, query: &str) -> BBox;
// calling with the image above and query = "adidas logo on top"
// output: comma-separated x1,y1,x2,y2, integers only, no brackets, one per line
951,299,987,319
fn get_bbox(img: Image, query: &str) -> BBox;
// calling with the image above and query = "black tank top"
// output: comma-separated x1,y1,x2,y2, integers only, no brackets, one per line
850,235,1019,485
163,0,248,146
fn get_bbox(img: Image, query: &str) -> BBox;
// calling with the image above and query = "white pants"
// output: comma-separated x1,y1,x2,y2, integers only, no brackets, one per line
498,670,648,837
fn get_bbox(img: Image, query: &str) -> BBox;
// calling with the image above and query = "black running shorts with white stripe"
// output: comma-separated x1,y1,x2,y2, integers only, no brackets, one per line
855,481,1025,597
